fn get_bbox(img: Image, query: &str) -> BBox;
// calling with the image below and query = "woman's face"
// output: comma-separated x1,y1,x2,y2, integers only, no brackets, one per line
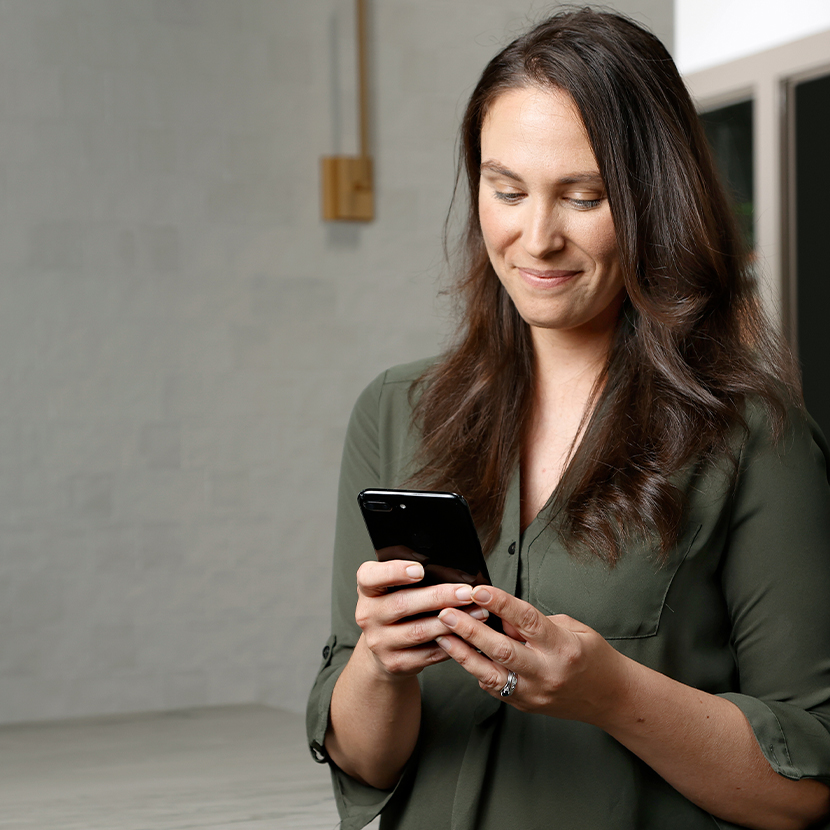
478,85,624,343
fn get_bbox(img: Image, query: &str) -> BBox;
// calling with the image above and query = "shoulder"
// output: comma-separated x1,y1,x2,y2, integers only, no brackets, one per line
738,398,829,469
352,356,439,414
729,399,830,516
343,358,435,492
377,355,438,388
345,358,434,444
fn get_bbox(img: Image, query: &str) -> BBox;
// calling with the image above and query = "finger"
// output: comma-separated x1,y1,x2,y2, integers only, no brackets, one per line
435,633,514,696
548,613,592,634
469,606,490,622
437,606,528,672
502,619,525,642
470,586,552,645
382,582,491,623
375,640,452,676
356,558,425,597
356,583,490,638
382,613,468,651
361,608,484,669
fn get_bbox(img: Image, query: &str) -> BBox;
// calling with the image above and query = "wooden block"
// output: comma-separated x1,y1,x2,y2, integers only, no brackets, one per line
321,156,374,221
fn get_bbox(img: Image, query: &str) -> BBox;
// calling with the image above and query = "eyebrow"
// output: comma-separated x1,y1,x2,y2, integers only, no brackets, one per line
479,160,604,186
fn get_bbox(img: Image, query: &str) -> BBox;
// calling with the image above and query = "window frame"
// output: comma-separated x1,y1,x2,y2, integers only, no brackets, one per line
682,28,830,345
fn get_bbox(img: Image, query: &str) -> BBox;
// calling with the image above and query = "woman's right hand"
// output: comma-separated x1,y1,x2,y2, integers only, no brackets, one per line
326,551,488,787
355,548,489,678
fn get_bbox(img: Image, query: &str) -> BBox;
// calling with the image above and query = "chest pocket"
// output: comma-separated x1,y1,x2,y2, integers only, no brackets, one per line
526,524,701,640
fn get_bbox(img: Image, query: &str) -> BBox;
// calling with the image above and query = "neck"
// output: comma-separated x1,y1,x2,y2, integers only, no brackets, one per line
529,300,621,405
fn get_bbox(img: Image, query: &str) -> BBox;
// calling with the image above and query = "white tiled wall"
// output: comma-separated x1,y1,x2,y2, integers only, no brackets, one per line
0,0,671,724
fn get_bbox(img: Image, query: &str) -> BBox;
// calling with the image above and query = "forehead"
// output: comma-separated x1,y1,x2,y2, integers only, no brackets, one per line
480,86,598,173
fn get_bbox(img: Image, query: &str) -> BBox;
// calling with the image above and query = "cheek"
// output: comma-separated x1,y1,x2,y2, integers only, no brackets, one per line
478,201,496,251
586,218,620,271
478,198,512,257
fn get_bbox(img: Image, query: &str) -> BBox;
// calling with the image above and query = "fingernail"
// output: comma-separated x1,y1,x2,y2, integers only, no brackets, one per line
439,609,458,627
406,564,424,580
455,585,472,602
435,636,450,650
472,587,492,604
469,607,489,621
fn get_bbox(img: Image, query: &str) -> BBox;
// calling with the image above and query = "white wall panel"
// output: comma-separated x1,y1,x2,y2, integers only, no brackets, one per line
676,0,830,74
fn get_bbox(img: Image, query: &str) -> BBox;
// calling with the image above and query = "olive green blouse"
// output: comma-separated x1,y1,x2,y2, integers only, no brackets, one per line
306,359,830,830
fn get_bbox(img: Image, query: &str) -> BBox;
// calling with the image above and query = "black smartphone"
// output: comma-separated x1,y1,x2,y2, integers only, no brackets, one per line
357,488,491,587
357,488,502,632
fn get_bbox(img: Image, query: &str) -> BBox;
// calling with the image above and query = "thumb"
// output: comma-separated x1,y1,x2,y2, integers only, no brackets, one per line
548,613,593,634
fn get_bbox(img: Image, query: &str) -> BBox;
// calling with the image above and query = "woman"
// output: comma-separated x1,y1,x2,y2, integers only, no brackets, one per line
307,9,830,829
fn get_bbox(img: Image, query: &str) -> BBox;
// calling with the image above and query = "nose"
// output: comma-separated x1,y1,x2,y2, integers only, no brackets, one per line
522,202,566,259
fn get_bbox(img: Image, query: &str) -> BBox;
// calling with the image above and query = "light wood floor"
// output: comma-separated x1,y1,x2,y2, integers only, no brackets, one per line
0,704,372,829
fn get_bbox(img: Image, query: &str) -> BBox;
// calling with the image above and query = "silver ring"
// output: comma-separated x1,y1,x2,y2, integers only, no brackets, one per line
500,670,518,697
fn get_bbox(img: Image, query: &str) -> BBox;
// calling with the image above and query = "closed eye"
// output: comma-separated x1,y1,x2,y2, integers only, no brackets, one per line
492,192,604,209
568,197,603,209
493,190,525,204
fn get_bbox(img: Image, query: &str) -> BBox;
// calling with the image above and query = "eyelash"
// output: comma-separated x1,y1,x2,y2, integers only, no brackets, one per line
493,191,523,204
491,191,603,210
570,198,603,209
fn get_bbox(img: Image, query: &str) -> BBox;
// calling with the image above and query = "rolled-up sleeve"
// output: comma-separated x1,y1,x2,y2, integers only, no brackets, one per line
719,407,830,784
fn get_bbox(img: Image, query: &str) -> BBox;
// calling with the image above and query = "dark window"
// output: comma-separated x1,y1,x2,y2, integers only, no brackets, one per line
700,100,755,250
792,72,830,437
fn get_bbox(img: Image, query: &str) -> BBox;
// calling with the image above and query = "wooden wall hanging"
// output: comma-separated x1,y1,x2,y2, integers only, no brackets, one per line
321,0,374,221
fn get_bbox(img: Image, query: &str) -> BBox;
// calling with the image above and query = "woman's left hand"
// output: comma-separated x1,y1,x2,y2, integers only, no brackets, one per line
436,584,632,728
439,586,830,828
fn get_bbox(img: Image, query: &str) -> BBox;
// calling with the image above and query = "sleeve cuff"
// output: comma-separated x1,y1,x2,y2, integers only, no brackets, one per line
306,635,338,764
719,692,830,782
305,634,410,829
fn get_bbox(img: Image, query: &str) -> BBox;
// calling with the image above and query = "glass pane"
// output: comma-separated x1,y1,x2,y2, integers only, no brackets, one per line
700,100,754,250
793,72,830,436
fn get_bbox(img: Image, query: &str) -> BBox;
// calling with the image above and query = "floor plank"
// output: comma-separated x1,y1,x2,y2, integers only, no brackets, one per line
0,705,355,829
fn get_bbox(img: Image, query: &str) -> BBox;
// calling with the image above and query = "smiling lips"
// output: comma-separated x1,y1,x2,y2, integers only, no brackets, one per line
517,267,581,285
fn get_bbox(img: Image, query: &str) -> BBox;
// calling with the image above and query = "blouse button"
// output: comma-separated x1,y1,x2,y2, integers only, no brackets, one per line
322,645,331,659
310,741,328,763
508,542,516,555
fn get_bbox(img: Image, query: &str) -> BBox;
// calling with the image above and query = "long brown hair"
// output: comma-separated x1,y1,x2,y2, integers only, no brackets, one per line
409,7,801,562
